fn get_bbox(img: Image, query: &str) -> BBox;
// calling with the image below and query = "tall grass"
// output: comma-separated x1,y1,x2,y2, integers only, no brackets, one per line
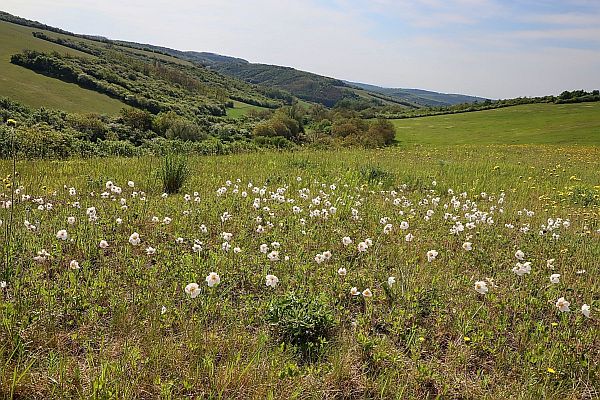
160,153,189,194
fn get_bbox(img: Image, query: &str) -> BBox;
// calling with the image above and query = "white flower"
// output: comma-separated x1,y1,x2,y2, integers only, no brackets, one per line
387,276,396,287
383,224,393,234
67,216,76,225
267,251,280,262
271,241,281,249
176,237,184,244
192,243,203,253
233,246,242,253
350,287,360,296
161,306,167,314
400,221,409,230
151,216,160,223
99,240,109,249
206,272,221,287
128,181,135,188
116,218,123,225
405,233,414,242
474,281,488,294
556,297,570,312
163,217,172,225
515,250,525,260
426,250,438,262
323,250,332,260
146,246,156,255
222,232,233,241
185,283,201,298
357,242,368,252
69,260,80,270
0,281,6,288
315,253,326,264
581,304,590,318
550,274,560,284
105,180,114,189
512,262,531,276
259,244,269,254
129,232,141,246
342,236,352,246
266,274,279,288
365,238,373,247
462,242,472,251
362,288,373,298
56,229,68,241
337,268,347,276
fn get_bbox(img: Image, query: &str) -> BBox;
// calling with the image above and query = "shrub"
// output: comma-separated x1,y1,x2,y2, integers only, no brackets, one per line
266,292,335,361
166,120,207,142
160,153,189,194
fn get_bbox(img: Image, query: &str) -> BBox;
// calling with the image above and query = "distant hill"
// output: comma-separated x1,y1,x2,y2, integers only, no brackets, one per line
114,41,360,107
116,42,484,108
346,82,487,107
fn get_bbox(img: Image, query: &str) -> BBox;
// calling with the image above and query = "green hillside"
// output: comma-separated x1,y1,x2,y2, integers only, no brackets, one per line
0,15,282,117
392,102,600,146
0,20,127,114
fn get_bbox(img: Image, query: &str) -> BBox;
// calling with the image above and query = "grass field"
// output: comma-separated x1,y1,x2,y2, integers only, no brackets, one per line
0,140,598,398
226,100,269,119
392,102,600,146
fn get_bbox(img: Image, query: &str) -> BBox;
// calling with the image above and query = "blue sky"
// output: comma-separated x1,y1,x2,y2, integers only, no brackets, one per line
3,0,600,98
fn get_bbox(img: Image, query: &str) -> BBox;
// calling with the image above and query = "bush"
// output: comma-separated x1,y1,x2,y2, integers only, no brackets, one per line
160,153,189,194
166,120,207,142
266,292,335,361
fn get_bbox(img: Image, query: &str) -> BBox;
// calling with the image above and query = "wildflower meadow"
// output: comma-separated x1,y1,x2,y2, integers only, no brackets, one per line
0,145,598,398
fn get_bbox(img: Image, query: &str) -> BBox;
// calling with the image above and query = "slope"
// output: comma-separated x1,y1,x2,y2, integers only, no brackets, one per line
0,20,127,114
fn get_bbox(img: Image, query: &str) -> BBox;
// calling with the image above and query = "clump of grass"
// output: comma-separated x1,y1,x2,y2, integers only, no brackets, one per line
359,165,394,187
266,292,335,361
160,153,189,194
287,157,311,169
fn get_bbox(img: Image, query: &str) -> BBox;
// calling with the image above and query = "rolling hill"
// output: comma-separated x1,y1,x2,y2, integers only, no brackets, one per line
114,42,484,108
0,10,485,113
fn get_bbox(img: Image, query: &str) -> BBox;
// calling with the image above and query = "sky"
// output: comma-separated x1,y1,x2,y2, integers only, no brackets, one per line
3,0,600,99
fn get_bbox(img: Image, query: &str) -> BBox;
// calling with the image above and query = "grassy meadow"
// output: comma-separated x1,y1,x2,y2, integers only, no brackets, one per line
0,136,599,398
226,100,269,119
392,102,600,146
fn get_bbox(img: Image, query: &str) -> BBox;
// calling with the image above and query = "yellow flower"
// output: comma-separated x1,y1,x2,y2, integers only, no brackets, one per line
6,119,16,126
547,367,556,374
463,336,471,342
